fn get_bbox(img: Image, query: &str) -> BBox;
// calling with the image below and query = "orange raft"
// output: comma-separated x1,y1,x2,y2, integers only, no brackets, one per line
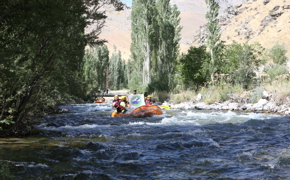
94,98,105,103
111,105,163,117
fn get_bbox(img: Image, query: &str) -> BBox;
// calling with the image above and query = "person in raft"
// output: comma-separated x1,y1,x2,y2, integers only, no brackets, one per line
132,89,137,95
127,89,137,107
112,95,127,114
145,95,153,105
118,96,128,113
112,95,119,110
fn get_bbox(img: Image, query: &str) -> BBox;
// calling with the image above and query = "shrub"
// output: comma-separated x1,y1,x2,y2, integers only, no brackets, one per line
169,90,197,103
250,87,265,103
267,43,288,65
223,42,265,89
151,91,171,103
200,84,244,104
264,79,290,105
264,64,289,80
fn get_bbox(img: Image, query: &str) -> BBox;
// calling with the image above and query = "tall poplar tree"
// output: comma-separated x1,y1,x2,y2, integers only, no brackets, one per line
109,47,127,90
83,45,109,97
154,0,181,91
205,0,221,84
130,0,181,92
130,0,156,88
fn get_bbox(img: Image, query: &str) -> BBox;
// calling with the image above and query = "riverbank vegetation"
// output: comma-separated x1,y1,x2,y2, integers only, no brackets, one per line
0,0,124,137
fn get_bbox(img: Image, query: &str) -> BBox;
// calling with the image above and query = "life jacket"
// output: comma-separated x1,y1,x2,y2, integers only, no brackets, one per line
145,99,152,105
119,99,127,108
113,99,126,112
113,99,119,103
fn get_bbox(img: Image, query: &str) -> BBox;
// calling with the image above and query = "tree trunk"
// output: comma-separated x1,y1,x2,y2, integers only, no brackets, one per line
143,18,151,85
210,48,215,84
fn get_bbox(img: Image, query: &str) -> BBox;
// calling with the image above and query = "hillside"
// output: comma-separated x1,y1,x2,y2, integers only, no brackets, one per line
194,0,290,58
223,0,290,58
97,0,244,59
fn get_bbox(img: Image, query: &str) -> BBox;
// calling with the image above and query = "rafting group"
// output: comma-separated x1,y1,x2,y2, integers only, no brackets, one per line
94,97,105,103
111,89,163,117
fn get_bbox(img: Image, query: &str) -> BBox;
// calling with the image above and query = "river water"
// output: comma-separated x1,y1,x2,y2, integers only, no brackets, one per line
1,102,290,179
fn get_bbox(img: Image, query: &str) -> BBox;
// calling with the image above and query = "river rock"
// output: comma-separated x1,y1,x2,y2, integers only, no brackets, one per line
263,102,277,111
284,110,290,114
196,93,203,102
258,99,268,106
228,103,239,110
195,102,206,110
241,105,248,110
262,90,271,100
206,103,222,110
244,104,255,111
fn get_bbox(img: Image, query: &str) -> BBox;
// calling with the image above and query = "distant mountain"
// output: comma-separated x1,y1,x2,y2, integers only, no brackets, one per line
194,0,290,58
96,0,245,59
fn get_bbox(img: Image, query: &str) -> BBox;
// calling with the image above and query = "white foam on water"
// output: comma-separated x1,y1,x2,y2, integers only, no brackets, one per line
128,110,285,127
129,122,147,125
40,124,111,131
185,111,284,125
86,103,112,112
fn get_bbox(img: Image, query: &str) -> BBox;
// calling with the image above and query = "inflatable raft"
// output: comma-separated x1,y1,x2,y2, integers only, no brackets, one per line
94,98,105,103
111,105,163,117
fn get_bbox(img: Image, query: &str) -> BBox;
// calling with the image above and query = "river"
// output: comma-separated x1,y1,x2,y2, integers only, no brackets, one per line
1,102,290,179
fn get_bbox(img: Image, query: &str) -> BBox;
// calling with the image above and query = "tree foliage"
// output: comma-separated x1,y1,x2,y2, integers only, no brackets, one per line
130,0,156,88
264,64,288,81
205,0,222,84
0,0,124,136
83,45,109,98
109,48,128,90
130,0,181,93
179,46,210,91
223,42,265,89
267,43,288,65
151,0,182,92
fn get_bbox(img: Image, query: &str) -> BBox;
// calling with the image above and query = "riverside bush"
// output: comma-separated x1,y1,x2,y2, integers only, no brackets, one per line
169,90,197,103
267,43,288,65
200,84,244,104
250,87,264,103
152,91,171,103
264,80,290,105
264,64,289,80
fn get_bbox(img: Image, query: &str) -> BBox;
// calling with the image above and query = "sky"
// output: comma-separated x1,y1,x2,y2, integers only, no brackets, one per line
121,0,132,6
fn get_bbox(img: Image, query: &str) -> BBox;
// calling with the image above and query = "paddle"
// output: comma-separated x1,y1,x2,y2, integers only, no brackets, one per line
160,105,170,110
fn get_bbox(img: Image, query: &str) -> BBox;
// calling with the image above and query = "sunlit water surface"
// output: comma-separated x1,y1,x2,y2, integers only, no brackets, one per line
1,103,290,179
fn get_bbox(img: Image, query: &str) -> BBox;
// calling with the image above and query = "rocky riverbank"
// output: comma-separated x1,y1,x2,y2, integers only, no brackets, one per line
166,91,290,115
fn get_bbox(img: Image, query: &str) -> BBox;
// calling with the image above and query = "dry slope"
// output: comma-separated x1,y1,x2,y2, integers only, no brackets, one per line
220,0,290,58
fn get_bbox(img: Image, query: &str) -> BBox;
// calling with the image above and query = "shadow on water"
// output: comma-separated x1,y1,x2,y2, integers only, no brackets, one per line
1,103,290,179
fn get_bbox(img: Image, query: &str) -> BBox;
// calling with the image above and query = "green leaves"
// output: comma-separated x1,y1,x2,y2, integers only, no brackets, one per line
205,0,221,84
223,42,265,89
109,48,127,90
179,46,210,91
267,43,288,65
130,0,181,92
0,0,123,136
83,45,109,96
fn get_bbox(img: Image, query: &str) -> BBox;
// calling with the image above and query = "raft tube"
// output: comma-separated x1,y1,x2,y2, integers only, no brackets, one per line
111,105,163,117
94,99,105,103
